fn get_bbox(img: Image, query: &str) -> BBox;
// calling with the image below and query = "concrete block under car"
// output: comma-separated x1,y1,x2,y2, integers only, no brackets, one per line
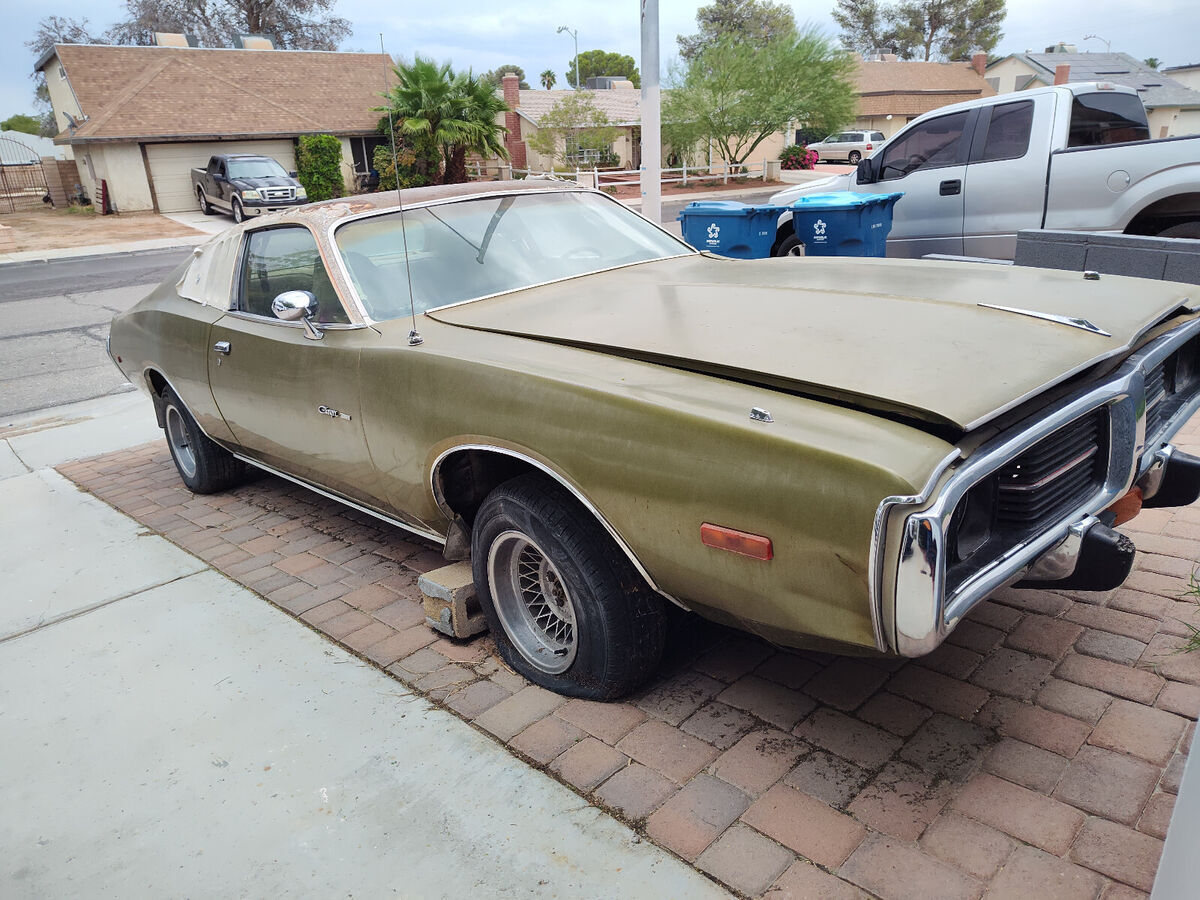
419,562,488,638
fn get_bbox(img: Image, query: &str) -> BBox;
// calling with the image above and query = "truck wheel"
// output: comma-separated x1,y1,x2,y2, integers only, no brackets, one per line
848,151,862,164
161,387,246,494
1159,222,1200,239
231,197,245,224
774,233,805,257
197,189,214,215
471,474,665,699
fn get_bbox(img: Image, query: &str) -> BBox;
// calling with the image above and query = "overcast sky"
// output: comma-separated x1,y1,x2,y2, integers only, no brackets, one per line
2,0,1197,120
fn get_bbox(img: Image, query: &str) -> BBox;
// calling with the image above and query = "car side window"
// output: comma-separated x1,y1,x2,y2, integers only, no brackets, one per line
978,100,1034,162
238,226,350,324
877,112,969,181
871,132,885,142
1067,93,1150,146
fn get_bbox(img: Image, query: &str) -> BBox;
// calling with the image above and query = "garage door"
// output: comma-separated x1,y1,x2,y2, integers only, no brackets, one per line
144,140,297,213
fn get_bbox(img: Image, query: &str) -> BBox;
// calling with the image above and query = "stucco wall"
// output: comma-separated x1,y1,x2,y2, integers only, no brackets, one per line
40,55,81,160
985,57,1043,94
1147,106,1200,138
851,117,907,139
86,143,154,212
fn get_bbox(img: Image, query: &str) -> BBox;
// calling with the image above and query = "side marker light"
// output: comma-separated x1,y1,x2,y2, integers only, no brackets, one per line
700,523,773,560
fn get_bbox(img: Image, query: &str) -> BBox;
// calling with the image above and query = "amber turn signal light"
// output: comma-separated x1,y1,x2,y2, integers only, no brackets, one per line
1106,486,1143,527
700,523,773,560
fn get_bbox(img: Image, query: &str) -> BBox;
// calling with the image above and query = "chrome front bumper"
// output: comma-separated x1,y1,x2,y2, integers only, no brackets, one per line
877,317,1200,658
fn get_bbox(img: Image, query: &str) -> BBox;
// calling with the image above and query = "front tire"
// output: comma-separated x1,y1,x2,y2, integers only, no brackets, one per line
231,197,245,224
161,388,247,494
471,474,665,699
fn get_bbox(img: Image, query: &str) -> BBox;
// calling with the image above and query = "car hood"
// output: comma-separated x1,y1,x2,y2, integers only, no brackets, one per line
425,254,1197,432
232,175,297,189
769,173,853,205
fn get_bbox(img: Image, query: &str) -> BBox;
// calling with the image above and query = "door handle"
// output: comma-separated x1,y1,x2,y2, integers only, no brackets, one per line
940,179,961,196
213,341,231,355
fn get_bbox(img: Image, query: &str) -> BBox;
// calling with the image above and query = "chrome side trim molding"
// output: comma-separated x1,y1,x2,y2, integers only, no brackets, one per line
231,452,446,546
977,303,1111,337
430,443,688,610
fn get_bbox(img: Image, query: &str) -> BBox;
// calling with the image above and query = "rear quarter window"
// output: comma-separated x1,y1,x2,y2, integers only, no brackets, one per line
1068,93,1150,146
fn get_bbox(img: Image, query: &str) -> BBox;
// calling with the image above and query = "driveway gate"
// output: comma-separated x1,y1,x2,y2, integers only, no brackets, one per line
0,136,51,213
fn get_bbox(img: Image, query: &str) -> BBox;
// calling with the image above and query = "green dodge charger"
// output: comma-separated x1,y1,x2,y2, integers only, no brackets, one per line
108,180,1200,698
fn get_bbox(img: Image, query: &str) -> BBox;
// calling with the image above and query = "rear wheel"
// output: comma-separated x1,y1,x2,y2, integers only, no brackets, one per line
161,387,247,494
1158,221,1200,239
848,151,862,164
471,474,665,699
774,233,805,257
197,189,213,215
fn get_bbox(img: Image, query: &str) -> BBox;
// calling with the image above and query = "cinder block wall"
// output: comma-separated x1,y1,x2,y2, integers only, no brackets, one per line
1015,230,1200,286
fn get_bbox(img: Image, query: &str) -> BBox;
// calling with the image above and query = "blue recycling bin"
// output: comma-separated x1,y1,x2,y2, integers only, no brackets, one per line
677,200,784,259
788,191,904,257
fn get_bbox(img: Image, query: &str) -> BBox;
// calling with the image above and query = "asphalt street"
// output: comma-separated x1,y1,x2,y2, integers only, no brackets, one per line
0,249,191,419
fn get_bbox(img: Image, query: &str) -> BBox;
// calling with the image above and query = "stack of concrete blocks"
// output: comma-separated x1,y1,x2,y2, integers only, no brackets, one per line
1016,229,1200,285
418,562,488,639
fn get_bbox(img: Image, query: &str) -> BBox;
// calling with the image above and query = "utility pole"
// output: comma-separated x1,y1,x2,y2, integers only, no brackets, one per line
640,0,661,226
557,26,580,89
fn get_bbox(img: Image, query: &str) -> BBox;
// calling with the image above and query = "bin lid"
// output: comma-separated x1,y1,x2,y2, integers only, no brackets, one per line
791,191,903,209
678,200,780,218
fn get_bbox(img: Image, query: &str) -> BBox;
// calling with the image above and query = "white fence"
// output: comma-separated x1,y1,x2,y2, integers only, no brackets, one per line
466,158,781,189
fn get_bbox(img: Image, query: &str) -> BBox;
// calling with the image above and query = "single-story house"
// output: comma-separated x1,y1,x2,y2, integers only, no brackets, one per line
497,75,794,173
35,42,395,213
845,55,996,140
986,50,1200,138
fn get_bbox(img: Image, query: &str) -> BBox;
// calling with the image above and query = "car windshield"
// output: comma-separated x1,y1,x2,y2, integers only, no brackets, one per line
334,190,691,321
228,159,288,179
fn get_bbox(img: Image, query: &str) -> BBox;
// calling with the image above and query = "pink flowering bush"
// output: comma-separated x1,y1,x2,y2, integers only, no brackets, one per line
779,144,819,170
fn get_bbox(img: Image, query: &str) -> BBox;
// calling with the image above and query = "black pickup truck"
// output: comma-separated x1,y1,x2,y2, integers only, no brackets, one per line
190,154,307,223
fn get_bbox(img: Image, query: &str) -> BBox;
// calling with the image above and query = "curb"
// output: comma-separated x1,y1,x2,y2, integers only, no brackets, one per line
0,238,205,269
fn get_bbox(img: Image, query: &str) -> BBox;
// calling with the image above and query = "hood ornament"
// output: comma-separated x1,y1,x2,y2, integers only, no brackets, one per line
977,303,1112,337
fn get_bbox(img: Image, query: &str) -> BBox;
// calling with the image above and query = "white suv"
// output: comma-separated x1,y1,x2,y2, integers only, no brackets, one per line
807,131,885,164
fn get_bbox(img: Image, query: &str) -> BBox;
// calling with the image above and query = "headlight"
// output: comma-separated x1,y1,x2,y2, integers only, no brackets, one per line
947,480,995,563
240,189,261,200
296,186,307,199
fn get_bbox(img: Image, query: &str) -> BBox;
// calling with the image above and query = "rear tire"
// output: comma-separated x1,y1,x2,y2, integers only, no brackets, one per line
1158,221,1200,239
161,387,247,494
471,474,665,699
848,151,862,164
197,189,214,215
774,233,805,257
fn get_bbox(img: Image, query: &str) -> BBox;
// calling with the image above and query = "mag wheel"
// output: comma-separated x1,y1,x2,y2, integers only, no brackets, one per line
472,474,665,699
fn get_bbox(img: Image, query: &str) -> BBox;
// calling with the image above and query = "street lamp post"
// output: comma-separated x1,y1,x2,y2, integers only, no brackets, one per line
557,26,579,89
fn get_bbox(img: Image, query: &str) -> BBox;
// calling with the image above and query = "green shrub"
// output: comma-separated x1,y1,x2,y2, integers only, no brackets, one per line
372,144,436,192
779,144,818,170
296,134,345,202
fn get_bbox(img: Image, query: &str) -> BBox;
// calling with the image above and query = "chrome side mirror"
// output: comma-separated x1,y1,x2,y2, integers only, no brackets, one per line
271,290,323,340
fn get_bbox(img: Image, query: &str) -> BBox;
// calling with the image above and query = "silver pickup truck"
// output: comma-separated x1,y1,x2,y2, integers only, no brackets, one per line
769,83,1200,260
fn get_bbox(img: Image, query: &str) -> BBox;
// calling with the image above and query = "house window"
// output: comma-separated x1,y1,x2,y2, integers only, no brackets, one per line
58,65,66,80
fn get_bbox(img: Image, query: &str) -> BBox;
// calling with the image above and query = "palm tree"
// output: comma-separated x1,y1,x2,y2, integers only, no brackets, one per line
540,69,556,90
380,57,509,184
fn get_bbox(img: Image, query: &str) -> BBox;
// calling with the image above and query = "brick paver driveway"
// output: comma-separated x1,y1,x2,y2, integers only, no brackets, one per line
60,417,1200,899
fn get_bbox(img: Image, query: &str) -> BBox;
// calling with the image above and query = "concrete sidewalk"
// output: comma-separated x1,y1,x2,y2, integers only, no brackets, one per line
0,394,728,898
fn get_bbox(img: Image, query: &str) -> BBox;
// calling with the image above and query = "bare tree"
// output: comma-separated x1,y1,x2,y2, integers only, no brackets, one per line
103,0,352,50
25,15,101,58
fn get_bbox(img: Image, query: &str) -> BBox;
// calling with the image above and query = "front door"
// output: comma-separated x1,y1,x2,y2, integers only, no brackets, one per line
207,224,380,504
859,110,975,258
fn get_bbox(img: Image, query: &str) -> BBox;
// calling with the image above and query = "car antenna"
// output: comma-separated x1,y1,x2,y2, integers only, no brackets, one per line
380,34,422,346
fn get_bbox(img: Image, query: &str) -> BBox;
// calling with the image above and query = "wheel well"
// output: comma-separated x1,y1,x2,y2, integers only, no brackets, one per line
771,219,795,255
144,369,169,427
1124,192,1200,236
434,449,542,527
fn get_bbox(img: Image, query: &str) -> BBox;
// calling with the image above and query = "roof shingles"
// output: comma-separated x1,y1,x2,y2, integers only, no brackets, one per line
52,44,394,143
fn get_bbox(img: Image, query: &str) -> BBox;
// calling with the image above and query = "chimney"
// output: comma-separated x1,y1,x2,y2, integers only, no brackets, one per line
501,73,526,169
1054,64,1070,85
971,52,987,77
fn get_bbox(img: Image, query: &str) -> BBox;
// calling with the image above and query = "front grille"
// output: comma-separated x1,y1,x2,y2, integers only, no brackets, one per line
995,408,1108,528
1145,361,1167,438
262,187,296,202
